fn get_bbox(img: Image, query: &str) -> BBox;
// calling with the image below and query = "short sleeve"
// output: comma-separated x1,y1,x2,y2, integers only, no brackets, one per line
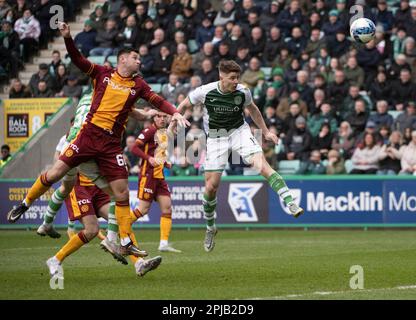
136,126,156,146
188,86,206,105
242,87,253,107
55,135,67,153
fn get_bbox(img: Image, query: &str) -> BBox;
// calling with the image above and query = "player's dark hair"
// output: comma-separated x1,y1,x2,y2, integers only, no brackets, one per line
218,60,241,74
1,144,10,151
117,48,139,61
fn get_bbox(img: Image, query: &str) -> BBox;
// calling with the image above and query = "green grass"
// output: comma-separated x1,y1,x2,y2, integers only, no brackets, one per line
1,229,416,300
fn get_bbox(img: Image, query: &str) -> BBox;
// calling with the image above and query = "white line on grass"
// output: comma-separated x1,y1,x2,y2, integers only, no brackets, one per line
245,285,416,300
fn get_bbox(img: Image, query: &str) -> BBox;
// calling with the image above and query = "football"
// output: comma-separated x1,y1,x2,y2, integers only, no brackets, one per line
350,17,376,43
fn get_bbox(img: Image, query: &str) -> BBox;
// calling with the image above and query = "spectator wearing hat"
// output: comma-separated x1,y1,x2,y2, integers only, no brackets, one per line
297,150,326,174
350,132,381,174
74,19,97,57
182,5,199,40
28,63,53,95
213,0,236,27
270,67,289,98
334,0,349,30
116,14,140,49
280,115,312,161
195,15,215,48
263,26,285,67
326,28,350,58
167,14,187,42
89,17,119,58
58,74,82,99
368,100,394,130
14,8,40,62
89,5,106,32
9,78,31,98
393,102,416,134
374,0,395,33
260,1,283,31
277,0,304,38
0,19,20,78
322,9,343,38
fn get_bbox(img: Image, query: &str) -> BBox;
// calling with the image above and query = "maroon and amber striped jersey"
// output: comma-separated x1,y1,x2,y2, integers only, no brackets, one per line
64,36,178,138
134,125,169,179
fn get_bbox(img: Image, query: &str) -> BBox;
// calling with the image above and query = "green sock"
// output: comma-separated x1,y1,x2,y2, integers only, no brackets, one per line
203,194,217,229
107,201,118,242
267,172,293,205
44,188,66,225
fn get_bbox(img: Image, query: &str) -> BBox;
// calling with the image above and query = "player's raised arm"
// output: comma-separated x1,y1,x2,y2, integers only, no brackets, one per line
129,108,158,121
58,22,97,76
176,96,193,114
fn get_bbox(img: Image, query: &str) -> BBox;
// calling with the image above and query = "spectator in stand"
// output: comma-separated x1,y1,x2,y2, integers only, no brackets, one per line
14,8,40,62
377,130,403,175
9,78,31,98
344,56,365,88
161,73,186,105
388,53,412,80
195,15,215,48
32,0,54,49
211,25,225,47
148,45,173,84
307,102,338,137
0,0,10,21
297,150,326,175
196,58,218,85
311,122,334,159
326,69,349,109
29,63,53,95
74,19,97,57
277,0,304,37
213,0,236,27
248,26,266,60
58,74,82,99
0,19,20,79
280,116,312,161
33,79,54,97
191,41,215,72
367,100,394,130
139,17,156,46
396,130,416,175
322,9,343,39
340,85,369,120
391,68,416,110
89,17,119,58
394,0,411,32
326,149,346,174
235,46,250,72
116,14,139,49
103,0,124,19
260,1,283,31
276,88,308,120
123,135,139,176
171,43,192,81
89,5,106,32
134,2,148,28
284,58,301,86
240,57,264,90
345,99,369,137
138,44,154,81
393,101,416,134
305,27,325,57
224,24,247,58
52,64,68,93
0,144,11,167
48,50,62,77
356,39,381,88
167,15,188,43
331,121,355,159
286,27,307,59
263,26,285,67
148,28,167,57
236,0,262,24
350,132,381,174
369,70,393,105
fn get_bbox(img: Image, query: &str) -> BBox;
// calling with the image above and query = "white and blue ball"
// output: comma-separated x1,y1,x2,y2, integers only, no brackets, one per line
350,18,376,43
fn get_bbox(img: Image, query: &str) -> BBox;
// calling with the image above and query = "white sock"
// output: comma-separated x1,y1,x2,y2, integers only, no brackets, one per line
52,256,61,264
160,240,168,247
107,230,118,242
207,225,216,231
120,237,131,246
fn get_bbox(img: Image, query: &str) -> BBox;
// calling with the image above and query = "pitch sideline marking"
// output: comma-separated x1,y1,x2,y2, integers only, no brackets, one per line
245,285,416,300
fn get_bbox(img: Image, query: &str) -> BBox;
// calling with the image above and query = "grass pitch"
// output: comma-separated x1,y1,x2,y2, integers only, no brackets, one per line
1,229,416,300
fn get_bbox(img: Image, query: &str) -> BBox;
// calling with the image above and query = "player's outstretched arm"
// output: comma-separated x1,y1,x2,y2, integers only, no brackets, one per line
58,22,95,75
129,108,158,121
176,96,193,114
246,102,279,144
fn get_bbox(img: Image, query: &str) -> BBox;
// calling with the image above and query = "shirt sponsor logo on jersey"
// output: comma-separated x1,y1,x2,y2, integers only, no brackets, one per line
77,199,91,206
68,143,80,153
103,76,136,95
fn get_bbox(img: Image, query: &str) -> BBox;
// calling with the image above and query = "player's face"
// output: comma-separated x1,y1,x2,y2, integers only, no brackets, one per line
125,52,141,74
220,72,239,92
154,113,168,128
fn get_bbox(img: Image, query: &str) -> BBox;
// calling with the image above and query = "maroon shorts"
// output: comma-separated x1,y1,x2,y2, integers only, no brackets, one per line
59,122,128,182
65,183,110,221
137,174,171,202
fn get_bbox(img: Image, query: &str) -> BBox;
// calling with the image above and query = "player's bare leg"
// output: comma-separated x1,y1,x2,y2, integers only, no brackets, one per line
251,152,304,217
7,160,72,223
203,171,222,252
46,215,99,278
109,178,146,257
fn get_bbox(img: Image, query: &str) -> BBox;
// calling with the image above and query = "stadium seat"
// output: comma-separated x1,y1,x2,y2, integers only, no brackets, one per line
388,110,402,120
88,56,105,65
106,55,117,66
278,160,300,175
187,39,199,54
260,67,272,80
149,83,162,93
344,159,354,173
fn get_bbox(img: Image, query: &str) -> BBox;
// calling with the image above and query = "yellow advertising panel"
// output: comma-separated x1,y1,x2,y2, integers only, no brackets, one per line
3,98,68,152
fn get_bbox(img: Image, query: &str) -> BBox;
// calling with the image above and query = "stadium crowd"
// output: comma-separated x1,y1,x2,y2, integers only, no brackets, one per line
4,0,416,176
